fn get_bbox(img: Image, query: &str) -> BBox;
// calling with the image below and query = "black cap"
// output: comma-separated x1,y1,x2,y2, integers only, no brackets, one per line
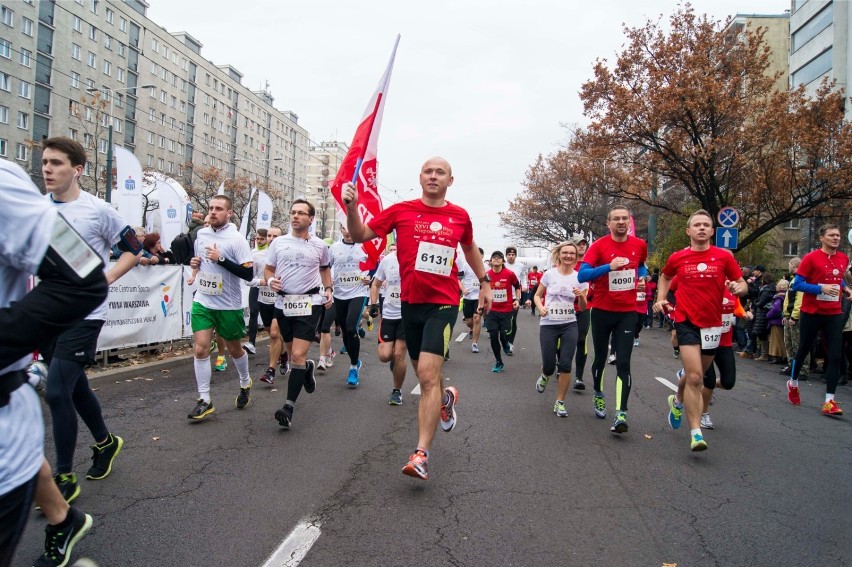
491,251,505,260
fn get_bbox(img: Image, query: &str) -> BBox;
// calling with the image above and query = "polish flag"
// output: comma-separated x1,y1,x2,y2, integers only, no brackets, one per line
331,35,400,270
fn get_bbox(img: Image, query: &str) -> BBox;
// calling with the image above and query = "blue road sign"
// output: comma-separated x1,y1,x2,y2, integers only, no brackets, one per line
717,207,739,228
715,227,739,249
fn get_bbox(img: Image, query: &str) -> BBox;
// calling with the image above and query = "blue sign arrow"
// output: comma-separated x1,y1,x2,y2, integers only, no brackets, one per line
717,207,739,228
715,227,739,249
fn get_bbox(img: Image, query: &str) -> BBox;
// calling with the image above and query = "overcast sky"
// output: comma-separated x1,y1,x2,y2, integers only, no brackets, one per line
148,0,788,256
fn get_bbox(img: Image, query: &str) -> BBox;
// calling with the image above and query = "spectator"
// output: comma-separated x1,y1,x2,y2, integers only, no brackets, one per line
841,265,852,385
766,279,789,364
749,272,776,361
142,233,176,265
781,257,807,376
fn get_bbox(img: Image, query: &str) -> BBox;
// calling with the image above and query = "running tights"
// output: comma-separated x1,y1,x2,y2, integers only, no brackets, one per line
540,322,578,376
703,345,736,390
575,310,590,380
791,312,844,394
590,308,636,411
335,297,366,365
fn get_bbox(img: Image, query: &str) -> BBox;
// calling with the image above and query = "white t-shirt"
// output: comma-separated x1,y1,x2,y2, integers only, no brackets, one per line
249,247,277,305
193,223,253,310
374,251,402,320
266,232,330,309
539,269,586,326
456,256,480,301
506,260,528,288
50,190,127,321
0,160,50,495
330,240,369,301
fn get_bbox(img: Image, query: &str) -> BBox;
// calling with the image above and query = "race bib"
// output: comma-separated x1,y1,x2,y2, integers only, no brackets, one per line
337,271,362,288
547,300,575,321
721,313,735,333
198,272,223,295
492,288,508,303
280,294,312,317
258,286,277,304
608,269,635,292
636,292,646,302
386,284,402,306
816,284,840,302
700,326,723,349
415,242,454,276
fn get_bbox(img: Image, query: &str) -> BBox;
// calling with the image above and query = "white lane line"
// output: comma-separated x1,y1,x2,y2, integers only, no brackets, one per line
655,376,678,392
455,332,468,343
260,518,322,567
411,383,421,396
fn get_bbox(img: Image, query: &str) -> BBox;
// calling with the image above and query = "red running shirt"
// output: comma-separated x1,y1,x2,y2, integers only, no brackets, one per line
582,235,648,312
368,199,473,306
662,246,742,329
796,249,849,316
528,271,542,287
487,267,520,313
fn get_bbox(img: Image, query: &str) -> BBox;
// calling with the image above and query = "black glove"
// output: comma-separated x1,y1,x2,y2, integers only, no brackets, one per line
368,303,380,318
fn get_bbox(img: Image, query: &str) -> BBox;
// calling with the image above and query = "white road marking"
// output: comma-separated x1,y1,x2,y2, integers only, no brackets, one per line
411,383,421,396
260,518,322,567
655,376,678,392
455,332,468,343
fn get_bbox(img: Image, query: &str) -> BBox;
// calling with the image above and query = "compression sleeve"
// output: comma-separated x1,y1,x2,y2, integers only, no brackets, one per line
791,274,822,295
638,264,648,278
219,258,254,281
577,262,610,283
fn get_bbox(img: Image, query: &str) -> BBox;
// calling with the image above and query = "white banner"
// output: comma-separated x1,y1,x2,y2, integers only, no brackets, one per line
239,186,257,239
113,146,143,227
256,190,273,230
217,181,226,196
97,266,184,350
157,180,184,248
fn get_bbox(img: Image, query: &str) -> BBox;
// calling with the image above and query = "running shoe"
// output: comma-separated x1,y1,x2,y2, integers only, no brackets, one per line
673,349,680,359
317,356,327,372
700,413,715,429
334,324,341,337
471,342,479,353
259,367,275,385
633,339,640,347
536,374,549,393
491,362,504,373
340,344,348,355
691,432,708,452
347,360,362,388
667,394,683,429
787,379,801,406
504,343,514,356
214,356,227,372
676,368,685,381
188,399,214,420
444,349,450,361
304,360,316,394
33,506,93,567
358,326,366,339
86,433,124,480
367,317,374,331
275,404,294,429
553,400,568,417
279,352,290,375
611,411,628,433
402,450,428,480
468,331,473,339
235,378,252,409
608,353,616,365
326,349,336,367
242,342,256,355
573,379,586,391
822,399,843,416
389,389,403,406
594,394,606,418
441,386,458,432
53,473,80,504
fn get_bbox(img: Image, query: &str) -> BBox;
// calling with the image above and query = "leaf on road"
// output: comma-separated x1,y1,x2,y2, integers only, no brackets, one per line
145,378,154,381
161,369,170,373
270,388,278,392
644,434,653,439
152,436,161,441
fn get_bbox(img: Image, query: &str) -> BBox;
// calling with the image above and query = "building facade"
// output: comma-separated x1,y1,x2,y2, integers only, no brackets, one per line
306,140,348,242
0,0,310,221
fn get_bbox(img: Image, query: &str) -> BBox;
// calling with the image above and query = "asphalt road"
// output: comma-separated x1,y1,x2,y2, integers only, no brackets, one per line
14,312,852,567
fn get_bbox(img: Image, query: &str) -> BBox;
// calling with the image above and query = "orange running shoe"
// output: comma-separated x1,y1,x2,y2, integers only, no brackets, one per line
821,399,843,416
402,450,428,480
440,386,459,432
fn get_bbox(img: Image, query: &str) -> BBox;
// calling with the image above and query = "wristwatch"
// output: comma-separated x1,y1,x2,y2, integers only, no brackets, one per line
217,255,225,263
478,274,491,283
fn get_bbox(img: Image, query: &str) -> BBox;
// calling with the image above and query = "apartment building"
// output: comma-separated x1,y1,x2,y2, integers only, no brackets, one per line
306,140,348,242
0,0,309,217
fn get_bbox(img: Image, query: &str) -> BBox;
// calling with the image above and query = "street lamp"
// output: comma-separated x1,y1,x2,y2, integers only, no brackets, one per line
87,84,153,203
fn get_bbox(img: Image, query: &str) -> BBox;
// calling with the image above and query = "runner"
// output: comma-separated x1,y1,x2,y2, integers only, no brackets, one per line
329,226,371,388
342,156,492,480
265,199,333,429
573,237,591,391
186,195,255,420
527,265,542,316
458,248,484,353
577,206,648,433
249,227,286,386
40,137,140,502
370,245,408,404
505,246,527,352
484,251,521,373
787,224,851,415
654,210,746,451
242,228,268,355
533,242,588,417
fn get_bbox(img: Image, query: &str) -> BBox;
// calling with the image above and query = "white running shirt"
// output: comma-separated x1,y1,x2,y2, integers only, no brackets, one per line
193,223,253,310
539,269,586,326
374,251,402,320
329,240,369,300
265,233,330,309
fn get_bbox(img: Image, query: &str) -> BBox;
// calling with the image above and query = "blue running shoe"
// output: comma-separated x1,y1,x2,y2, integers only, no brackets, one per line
610,411,628,433
667,394,683,429
491,362,504,373
347,360,362,388
358,326,366,338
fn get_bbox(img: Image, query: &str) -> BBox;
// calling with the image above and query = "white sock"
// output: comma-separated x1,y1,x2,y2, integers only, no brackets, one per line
233,353,250,387
674,397,683,407
194,356,212,402
791,379,799,387
690,428,701,437
826,393,835,403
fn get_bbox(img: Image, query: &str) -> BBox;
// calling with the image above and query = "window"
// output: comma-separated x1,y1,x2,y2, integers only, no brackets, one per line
0,72,8,91
118,43,125,56
151,38,159,52
167,161,173,173
87,51,96,68
792,3,833,52
16,143,26,161
104,35,112,50
0,105,6,123
89,0,98,15
177,143,183,156
83,133,93,147
170,95,176,108
169,117,176,130
116,68,125,83
105,7,113,23
0,39,10,58
157,158,164,170
146,154,153,166
19,48,31,67
68,100,79,116
159,90,166,103
21,17,32,36
147,131,154,144
68,128,78,140
784,219,801,229
70,71,80,88
2,6,14,27
113,118,121,132
792,48,832,87
148,108,155,121
98,138,108,153
159,112,165,125
179,100,186,112
73,16,81,32
150,61,157,75
72,43,81,60
85,78,94,90
149,86,156,98
0,139,6,157
17,111,28,129
119,17,126,32
784,241,799,257
18,81,30,99
103,60,111,75
162,46,169,59
88,25,96,41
